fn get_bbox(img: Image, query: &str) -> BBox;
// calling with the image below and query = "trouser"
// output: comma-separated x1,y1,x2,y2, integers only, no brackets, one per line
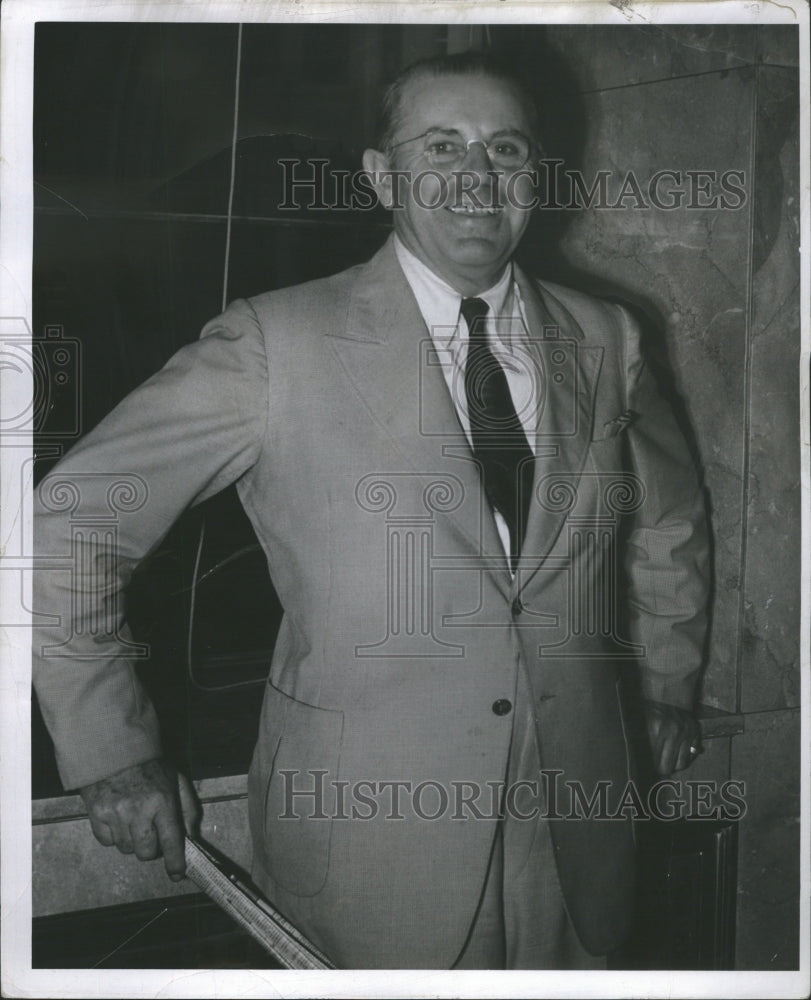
452,665,607,970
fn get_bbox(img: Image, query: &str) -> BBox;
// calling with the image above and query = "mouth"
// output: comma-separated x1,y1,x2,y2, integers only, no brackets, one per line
446,203,503,216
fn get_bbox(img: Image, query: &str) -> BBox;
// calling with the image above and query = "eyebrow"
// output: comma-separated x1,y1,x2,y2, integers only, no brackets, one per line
423,126,529,138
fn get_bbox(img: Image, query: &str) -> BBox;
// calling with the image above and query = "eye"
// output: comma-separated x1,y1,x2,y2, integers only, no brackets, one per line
492,141,520,156
426,139,462,159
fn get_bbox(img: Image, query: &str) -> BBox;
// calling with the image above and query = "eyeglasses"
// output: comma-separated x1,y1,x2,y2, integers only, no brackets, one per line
387,128,535,172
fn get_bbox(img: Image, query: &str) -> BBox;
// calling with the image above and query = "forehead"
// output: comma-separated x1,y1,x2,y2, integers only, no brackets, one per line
394,72,533,139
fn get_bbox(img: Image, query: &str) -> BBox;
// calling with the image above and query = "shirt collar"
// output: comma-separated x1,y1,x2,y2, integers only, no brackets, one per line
393,235,520,350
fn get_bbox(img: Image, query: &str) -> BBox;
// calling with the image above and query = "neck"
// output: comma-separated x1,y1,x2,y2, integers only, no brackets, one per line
453,272,507,297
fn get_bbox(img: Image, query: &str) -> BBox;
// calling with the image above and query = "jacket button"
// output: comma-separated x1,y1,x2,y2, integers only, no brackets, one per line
511,598,522,617
492,699,512,716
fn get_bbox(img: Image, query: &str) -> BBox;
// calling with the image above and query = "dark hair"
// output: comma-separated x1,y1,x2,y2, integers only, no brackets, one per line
375,51,543,154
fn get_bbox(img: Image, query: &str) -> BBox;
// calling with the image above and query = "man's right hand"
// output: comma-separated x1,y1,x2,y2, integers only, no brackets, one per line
79,758,201,882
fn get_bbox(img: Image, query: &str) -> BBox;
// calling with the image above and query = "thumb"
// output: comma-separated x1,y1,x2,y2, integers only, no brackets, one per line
177,773,202,837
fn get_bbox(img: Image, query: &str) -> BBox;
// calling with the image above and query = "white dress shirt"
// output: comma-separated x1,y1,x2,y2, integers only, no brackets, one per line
394,235,544,564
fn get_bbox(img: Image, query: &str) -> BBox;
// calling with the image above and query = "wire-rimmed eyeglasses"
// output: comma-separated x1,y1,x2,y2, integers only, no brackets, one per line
387,127,536,172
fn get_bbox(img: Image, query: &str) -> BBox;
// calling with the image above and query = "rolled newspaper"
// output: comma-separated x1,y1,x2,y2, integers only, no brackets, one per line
183,837,335,969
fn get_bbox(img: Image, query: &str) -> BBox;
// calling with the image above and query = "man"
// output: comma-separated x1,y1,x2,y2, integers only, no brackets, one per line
33,52,708,969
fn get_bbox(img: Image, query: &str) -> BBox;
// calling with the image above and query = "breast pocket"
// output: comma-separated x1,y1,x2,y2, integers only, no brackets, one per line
587,410,632,484
593,409,638,442
249,680,344,897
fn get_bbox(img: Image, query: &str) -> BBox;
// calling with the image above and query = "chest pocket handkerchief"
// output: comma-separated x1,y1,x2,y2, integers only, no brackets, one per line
596,408,638,440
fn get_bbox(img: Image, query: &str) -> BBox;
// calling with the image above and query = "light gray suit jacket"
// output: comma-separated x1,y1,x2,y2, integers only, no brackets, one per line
33,235,709,967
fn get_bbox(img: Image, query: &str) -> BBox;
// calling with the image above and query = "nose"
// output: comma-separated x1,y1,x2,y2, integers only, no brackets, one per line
462,139,494,173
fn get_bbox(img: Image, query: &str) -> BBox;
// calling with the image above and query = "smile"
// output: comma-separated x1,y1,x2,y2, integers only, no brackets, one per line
446,204,503,215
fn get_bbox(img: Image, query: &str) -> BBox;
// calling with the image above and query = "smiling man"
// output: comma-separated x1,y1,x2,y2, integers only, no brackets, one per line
33,52,709,969
364,68,538,294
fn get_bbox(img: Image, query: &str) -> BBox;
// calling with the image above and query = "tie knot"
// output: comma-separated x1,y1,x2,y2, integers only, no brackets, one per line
460,297,489,337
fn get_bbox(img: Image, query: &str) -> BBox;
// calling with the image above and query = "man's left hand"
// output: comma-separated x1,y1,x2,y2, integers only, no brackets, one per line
643,700,702,775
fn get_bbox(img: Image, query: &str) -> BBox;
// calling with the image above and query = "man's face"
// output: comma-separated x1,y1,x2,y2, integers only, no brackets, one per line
363,72,538,295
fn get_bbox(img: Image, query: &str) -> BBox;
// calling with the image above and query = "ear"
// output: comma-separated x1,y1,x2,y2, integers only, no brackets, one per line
362,148,397,210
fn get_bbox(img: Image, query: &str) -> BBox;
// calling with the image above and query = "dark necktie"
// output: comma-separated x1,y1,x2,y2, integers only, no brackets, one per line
461,297,535,572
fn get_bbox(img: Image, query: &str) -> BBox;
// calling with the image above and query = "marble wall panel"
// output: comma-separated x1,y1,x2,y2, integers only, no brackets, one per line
542,24,760,93
757,25,800,67
740,68,801,713
553,68,756,711
33,816,198,917
683,733,730,786
730,708,801,969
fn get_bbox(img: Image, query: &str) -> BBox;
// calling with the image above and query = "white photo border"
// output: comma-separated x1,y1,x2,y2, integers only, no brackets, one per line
1,2,808,997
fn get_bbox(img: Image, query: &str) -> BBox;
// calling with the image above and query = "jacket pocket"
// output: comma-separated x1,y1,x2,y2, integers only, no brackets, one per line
257,680,344,897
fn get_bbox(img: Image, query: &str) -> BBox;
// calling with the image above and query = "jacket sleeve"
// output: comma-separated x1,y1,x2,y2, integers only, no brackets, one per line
32,299,269,790
618,304,710,709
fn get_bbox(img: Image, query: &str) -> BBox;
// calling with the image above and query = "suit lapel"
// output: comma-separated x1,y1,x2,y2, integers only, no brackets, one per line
514,267,604,595
327,237,511,596
326,241,603,600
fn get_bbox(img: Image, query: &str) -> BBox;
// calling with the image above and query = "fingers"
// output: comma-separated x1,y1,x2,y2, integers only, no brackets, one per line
177,773,202,837
80,759,197,881
657,732,699,775
86,802,135,853
645,708,670,774
153,803,187,881
643,701,702,775
672,713,702,773
673,734,701,773
87,813,115,848
672,741,691,773
131,821,159,861
655,728,680,776
652,719,681,775
93,797,185,876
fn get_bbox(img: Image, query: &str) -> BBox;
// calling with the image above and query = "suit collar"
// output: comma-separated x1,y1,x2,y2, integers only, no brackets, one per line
330,236,513,595
512,264,604,594
341,235,412,344
332,236,603,597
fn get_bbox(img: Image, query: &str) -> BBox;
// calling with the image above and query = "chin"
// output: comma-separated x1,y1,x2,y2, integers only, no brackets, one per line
449,243,510,269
